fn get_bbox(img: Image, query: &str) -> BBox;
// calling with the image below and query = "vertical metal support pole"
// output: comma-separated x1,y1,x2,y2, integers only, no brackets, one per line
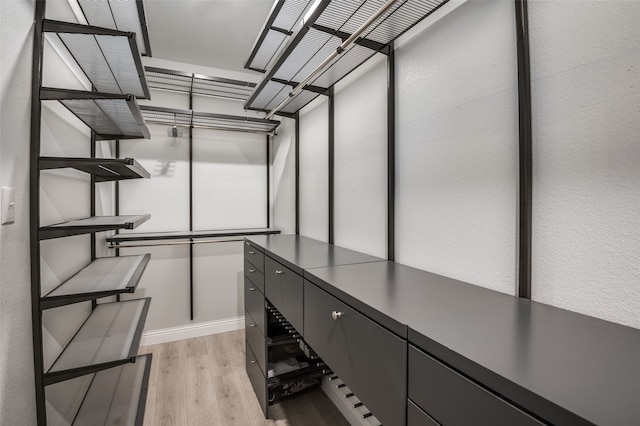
115,140,120,258
387,45,396,262
266,134,271,228
189,84,194,320
30,1,47,424
294,112,300,235
328,87,335,244
515,0,532,299
90,132,96,262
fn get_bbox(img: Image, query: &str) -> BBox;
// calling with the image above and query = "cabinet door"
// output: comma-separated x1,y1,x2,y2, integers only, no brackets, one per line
244,276,265,334
246,341,268,417
244,259,264,293
245,309,266,374
244,241,264,273
408,400,441,426
304,280,407,426
409,346,544,426
264,257,303,332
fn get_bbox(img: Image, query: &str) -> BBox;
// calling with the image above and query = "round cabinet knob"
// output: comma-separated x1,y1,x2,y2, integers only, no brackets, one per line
331,311,343,321
249,269,255,273
249,287,255,291
248,251,255,255
275,270,284,275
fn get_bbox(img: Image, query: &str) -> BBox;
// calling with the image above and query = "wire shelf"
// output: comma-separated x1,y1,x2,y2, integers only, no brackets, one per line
245,0,450,115
139,105,280,135
245,0,317,72
76,0,152,56
145,67,256,101
44,20,149,99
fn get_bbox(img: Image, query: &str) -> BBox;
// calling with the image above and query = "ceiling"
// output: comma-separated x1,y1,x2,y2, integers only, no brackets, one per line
143,0,274,74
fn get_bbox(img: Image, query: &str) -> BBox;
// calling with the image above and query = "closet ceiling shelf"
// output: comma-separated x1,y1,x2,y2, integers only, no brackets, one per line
43,19,150,99
60,353,152,426
39,214,151,240
245,0,450,116
40,254,151,310
139,105,280,135
75,0,152,56
40,87,151,140
144,66,256,101
39,157,150,181
43,298,151,386
245,0,317,73
106,228,281,243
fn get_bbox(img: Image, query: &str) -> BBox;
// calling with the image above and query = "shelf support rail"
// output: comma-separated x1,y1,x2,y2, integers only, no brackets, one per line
265,0,401,119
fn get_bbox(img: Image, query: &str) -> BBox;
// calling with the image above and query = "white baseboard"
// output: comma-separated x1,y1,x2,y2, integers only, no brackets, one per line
140,316,244,346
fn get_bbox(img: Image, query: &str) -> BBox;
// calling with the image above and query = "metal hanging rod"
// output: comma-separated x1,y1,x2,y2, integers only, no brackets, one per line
109,238,245,249
265,0,401,119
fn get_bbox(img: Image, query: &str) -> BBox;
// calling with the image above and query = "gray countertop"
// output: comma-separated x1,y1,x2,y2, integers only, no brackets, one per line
248,234,640,425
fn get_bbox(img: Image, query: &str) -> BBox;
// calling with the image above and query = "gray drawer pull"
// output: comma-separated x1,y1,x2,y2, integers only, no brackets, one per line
249,323,256,328
249,287,255,291
250,360,256,364
245,241,250,246
249,268,255,273
331,311,343,320
248,250,255,255
275,269,284,275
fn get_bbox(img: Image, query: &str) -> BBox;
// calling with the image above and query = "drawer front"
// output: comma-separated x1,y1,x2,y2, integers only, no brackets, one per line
304,281,407,426
409,346,544,426
408,400,440,426
245,276,265,334
245,309,266,374
246,341,267,417
265,257,303,332
244,242,264,273
244,259,264,293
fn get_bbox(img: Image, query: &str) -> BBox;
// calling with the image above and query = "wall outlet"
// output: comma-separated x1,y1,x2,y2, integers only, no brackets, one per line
1,187,16,224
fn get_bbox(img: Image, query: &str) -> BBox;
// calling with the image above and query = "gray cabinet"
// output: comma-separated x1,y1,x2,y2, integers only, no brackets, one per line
304,281,407,426
408,345,543,426
264,257,304,333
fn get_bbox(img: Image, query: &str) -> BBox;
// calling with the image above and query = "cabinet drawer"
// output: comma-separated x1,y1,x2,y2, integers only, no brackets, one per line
244,242,264,273
246,341,267,417
244,259,264,293
409,346,543,426
265,257,303,332
245,309,266,374
408,400,440,426
303,281,406,426
245,276,265,334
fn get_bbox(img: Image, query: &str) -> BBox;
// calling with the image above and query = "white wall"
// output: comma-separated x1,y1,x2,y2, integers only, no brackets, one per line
529,0,640,328
0,0,37,424
334,56,387,258
271,116,296,234
395,0,518,295
120,58,267,339
299,97,329,242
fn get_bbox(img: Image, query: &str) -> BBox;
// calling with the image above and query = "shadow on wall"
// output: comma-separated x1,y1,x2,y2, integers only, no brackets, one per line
154,160,176,177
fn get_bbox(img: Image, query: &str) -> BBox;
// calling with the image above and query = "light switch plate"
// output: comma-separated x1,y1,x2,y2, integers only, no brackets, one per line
1,187,16,224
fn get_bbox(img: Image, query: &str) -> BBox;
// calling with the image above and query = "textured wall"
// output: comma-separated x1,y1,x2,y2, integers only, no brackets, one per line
299,97,329,242
529,0,640,328
334,57,387,258
0,0,37,424
395,0,518,295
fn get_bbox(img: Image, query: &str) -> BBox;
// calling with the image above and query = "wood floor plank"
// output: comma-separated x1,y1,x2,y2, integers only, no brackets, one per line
153,341,188,426
139,330,348,426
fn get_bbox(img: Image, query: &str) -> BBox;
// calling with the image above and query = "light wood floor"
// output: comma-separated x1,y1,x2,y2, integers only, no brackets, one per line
138,330,350,426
